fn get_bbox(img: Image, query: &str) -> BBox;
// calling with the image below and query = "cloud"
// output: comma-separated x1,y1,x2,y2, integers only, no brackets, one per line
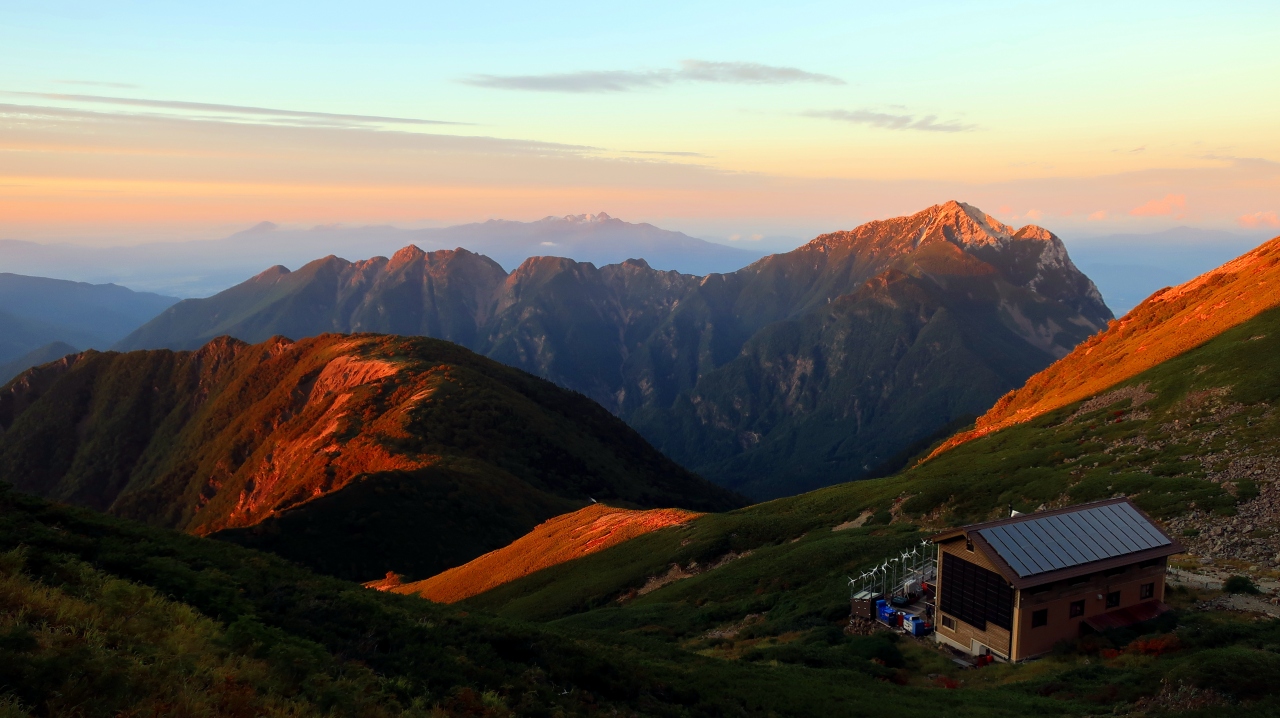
1238,211,1280,228
1087,210,1108,221
461,60,843,93
802,109,976,133
626,149,708,157
1024,208,1044,220
1129,193,1187,217
464,71,668,93
675,60,843,85
2,91,463,126
54,80,140,89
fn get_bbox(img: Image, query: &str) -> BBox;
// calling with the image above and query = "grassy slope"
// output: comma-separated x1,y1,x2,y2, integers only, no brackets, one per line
472,305,1280,621
454,305,1280,714
391,504,701,603
0,483,1095,717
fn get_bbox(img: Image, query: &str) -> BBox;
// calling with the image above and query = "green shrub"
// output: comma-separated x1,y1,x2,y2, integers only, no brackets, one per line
1170,647,1280,699
1224,575,1261,594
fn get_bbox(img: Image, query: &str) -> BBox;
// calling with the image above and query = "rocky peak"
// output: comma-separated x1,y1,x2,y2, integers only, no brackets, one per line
919,200,1017,248
389,244,427,265
804,201,1056,258
550,212,615,224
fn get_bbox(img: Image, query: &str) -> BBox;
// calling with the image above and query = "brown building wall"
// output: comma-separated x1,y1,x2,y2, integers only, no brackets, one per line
934,539,1013,658
1011,557,1167,660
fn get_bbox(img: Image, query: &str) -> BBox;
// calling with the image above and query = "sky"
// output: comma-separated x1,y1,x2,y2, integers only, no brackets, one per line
1,0,1278,247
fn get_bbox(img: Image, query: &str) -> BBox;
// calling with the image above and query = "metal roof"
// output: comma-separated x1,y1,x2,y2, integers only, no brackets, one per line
975,501,1171,578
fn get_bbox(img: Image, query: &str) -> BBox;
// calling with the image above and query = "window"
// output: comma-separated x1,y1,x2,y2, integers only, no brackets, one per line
1068,574,1091,587
941,615,956,631
1031,609,1048,628
1104,566,1127,577
1069,600,1085,618
1139,558,1161,569
1140,582,1155,600
1030,584,1053,596
939,553,1015,631
1106,591,1121,608
965,539,974,552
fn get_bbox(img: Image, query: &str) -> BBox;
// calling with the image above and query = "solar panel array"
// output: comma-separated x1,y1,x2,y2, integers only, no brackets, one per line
976,502,1170,578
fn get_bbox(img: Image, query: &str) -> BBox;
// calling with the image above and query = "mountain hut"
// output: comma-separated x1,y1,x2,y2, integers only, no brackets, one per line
928,497,1183,662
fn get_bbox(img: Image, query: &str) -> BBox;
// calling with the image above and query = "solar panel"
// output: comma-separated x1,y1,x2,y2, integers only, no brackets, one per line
976,502,1170,578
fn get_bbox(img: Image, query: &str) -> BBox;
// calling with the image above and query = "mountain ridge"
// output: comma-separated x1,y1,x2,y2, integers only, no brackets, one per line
0,333,740,580
0,213,765,297
115,201,1112,498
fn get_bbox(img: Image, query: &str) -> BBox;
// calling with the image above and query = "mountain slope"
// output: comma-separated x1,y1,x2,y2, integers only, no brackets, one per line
0,333,740,581
386,503,701,603
932,233,1280,458
117,201,1112,498
453,306,1280,638
0,482,1102,718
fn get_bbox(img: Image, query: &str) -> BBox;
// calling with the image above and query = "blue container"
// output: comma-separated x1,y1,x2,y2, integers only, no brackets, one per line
907,616,932,637
876,599,894,624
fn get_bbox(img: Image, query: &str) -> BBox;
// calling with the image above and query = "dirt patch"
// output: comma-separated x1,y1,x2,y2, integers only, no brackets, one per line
1068,382,1156,422
633,550,753,597
704,613,766,640
833,510,873,531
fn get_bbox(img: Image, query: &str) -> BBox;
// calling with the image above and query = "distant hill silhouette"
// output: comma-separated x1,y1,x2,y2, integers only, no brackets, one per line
0,213,765,297
0,273,177,370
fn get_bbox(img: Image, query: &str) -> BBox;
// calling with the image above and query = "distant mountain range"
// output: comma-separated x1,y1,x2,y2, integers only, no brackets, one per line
0,213,766,297
0,274,178,381
0,333,740,581
116,201,1113,498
